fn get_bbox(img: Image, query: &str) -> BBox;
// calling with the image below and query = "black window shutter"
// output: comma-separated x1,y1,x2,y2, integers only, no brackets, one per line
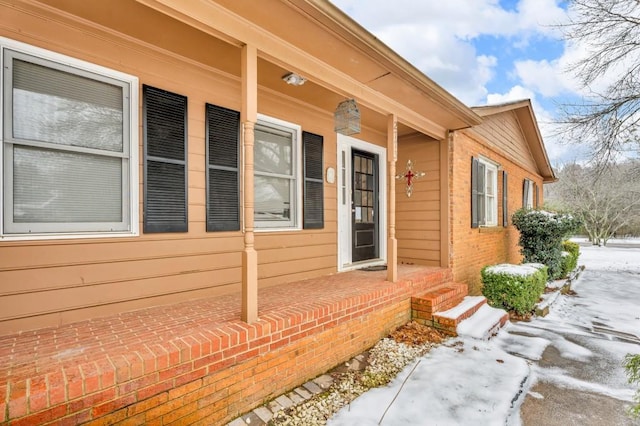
143,85,188,233
471,157,479,228
303,131,324,229
206,104,240,232
534,183,539,208
502,171,508,227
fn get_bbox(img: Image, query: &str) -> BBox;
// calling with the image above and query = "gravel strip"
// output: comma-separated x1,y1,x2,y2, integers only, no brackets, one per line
268,336,437,425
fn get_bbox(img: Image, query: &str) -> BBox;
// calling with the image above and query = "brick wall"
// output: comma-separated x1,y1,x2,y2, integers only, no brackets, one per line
450,129,544,295
81,302,409,426
3,268,453,426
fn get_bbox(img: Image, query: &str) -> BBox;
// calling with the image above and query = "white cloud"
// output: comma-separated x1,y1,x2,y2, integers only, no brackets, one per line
330,0,590,163
330,0,568,105
486,85,536,105
516,0,566,36
332,0,565,40
376,23,498,104
514,60,567,97
486,85,586,164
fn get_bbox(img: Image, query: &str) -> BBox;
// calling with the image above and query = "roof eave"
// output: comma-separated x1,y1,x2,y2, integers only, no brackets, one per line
471,100,556,181
298,0,482,128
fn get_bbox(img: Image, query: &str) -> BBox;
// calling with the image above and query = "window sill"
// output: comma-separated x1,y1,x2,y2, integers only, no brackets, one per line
0,230,139,242
255,227,301,233
478,226,504,234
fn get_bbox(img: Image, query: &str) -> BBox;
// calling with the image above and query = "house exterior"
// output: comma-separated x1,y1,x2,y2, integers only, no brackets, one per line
0,0,480,334
0,1,554,424
449,101,556,294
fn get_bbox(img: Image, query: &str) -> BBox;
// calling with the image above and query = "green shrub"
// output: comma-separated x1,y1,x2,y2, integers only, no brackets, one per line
559,240,580,278
625,354,640,418
512,209,581,279
562,240,580,258
481,263,548,315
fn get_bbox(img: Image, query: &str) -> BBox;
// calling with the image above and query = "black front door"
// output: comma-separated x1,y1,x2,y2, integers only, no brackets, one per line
352,150,378,262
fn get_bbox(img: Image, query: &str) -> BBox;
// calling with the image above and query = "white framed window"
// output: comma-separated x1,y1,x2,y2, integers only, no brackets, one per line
254,115,302,229
484,162,498,226
471,156,498,227
523,179,537,209
1,38,139,239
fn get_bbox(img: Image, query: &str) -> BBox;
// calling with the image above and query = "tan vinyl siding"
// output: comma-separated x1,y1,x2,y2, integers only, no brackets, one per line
0,5,340,333
395,135,441,266
471,111,537,172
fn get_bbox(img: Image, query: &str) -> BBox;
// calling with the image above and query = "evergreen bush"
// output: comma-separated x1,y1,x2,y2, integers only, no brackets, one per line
559,240,580,278
481,263,548,315
511,209,581,279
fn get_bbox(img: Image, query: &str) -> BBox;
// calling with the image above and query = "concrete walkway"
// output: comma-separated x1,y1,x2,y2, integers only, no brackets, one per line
507,245,640,425
230,245,640,425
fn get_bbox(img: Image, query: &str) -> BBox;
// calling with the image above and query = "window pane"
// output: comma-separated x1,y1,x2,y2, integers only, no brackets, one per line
486,195,495,223
13,146,122,223
254,127,292,175
354,190,362,205
486,169,495,196
254,175,291,221
12,58,124,152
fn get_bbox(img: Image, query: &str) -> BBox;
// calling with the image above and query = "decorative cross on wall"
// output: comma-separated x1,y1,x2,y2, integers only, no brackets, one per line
396,160,426,197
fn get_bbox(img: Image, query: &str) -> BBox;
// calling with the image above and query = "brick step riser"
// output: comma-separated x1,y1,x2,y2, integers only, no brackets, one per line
411,294,465,321
432,299,487,328
410,283,468,323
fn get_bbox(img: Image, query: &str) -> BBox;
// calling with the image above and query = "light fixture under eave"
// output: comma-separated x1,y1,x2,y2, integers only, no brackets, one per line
282,72,306,86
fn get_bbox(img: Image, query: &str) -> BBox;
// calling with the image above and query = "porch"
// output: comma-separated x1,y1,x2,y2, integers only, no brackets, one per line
0,265,461,425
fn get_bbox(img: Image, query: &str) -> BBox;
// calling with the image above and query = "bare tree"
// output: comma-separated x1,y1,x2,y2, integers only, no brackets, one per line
546,161,640,245
558,0,640,164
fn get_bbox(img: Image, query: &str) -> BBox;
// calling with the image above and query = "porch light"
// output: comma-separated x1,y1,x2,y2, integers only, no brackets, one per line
282,72,306,86
334,98,360,135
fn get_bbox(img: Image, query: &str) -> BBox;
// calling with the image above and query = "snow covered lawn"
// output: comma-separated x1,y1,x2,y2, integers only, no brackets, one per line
329,245,640,425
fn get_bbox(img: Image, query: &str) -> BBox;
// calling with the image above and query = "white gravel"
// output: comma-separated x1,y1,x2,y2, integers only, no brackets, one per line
269,338,435,425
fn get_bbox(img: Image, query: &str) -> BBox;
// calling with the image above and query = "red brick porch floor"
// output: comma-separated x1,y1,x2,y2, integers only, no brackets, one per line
0,265,452,425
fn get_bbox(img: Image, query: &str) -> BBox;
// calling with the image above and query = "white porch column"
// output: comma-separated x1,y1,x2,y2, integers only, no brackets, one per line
387,114,398,282
241,44,258,323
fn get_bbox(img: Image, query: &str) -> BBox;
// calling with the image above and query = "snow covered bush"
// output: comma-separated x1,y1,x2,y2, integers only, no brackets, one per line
560,240,580,278
511,209,581,279
626,353,640,418
481,263,548,315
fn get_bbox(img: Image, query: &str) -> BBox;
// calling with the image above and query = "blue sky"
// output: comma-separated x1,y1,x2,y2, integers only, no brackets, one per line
330,0,587,164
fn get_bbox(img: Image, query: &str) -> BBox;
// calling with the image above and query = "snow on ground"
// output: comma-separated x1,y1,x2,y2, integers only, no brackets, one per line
329,339,529,426
328,245,640,425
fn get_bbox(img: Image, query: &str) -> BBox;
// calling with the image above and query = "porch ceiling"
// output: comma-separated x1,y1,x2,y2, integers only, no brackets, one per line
33,0,424,137
216,0,481,131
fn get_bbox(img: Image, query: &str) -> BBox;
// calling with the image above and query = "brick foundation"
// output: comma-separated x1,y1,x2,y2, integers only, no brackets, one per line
1,266,453,425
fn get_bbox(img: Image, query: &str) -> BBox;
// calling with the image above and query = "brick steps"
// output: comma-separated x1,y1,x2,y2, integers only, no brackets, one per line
411,283,468,325
456,302,509,340
412,285,509,337
433,295,487,334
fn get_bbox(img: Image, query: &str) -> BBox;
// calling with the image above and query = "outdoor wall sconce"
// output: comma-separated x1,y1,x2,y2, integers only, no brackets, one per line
334,98,361,135
282,72,306,86
326,167,336,184
396,160,425,197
